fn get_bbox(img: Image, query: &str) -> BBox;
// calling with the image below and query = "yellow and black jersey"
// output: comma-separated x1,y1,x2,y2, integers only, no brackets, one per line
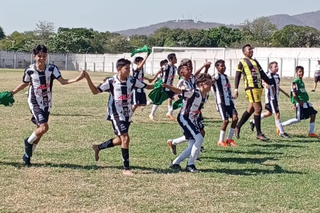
236,58,264,90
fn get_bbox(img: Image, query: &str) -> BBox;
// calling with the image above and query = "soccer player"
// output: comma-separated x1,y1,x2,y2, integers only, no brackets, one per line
163,73,212,173
84,58,154,176
10,44,85,166
281,66,318,137
311,60,320,92
233,44,275,141
212,60,238,147
249,61,290,138
132,54,151,112
149,53,177,121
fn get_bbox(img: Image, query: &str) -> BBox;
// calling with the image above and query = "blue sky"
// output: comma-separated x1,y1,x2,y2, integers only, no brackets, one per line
1,0,319,35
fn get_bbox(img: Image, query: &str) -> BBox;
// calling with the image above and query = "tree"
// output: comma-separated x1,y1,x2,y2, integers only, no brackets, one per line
241,17,277,46
207,26,243,47
0,26,5,40
34,21,55,45
0,31,29,51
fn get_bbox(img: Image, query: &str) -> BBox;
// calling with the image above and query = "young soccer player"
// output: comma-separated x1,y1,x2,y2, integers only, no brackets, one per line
249,61,290,138
148,53,177,121
281,66,318,137
84,58,154,176
212,60,238,147
163,73,212,173
148,59,168,84
311,60,320,92
10,44,85,166
132,54,151,112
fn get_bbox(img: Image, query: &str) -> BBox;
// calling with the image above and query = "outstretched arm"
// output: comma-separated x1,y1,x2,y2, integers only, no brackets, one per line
162,84,182,94
57,71,85,85
84,72,101,95
11,82,29,95
148,70,163,83
279,87,290,98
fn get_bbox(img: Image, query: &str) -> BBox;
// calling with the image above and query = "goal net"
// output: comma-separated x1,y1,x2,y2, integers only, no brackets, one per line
149,47,226,75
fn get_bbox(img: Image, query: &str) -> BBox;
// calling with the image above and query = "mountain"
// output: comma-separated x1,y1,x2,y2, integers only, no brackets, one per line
116,10,320,36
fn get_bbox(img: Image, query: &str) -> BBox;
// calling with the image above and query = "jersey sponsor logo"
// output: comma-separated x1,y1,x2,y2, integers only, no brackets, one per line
37,83,50,90
118,94,131,100
300,88,306,92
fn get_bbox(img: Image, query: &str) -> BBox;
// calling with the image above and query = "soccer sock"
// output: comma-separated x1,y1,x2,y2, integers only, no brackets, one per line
250,119,254,124
32,144,37,152
172,136,187,145
172,140,194,165
219,130,225,142
250,114,264,124
187,134,203,166
261,114,265,120
121,148,130,170
282,118,300,126
275,119,284,134
147,100,152,105
237,111,252,129
98,138,114,150
168,105,173,115
27,132,38,144
227,128,235,140
151,105,158,116
254,115,262,135
309,122,315,133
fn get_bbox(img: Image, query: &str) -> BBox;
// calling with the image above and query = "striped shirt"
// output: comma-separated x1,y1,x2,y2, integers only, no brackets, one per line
132,64,145,93
236,58,264,90
212,73,233,106
264,72,280,103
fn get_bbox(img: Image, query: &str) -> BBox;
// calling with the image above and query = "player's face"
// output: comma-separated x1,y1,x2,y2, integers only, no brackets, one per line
119,64,131,78
296,69,304,79
216,62,226,74
186,62,193,72
243,46,253,58
270,63,279,73
202,79,213,92
33,52,47,65
171,56,177,64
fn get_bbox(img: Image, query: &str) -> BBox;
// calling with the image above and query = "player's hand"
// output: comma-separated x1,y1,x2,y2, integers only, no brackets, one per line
76,70,86,81
204,62,212,68
233,91,238,99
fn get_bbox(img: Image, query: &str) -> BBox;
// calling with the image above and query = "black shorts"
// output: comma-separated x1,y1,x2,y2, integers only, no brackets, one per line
164,90,175,99
296,103,318,120
30,106,50,125
111,120,131,136
217,103,237,120
314,76,320,83
132,90,147,105
265,100,280,114
177,114,201,140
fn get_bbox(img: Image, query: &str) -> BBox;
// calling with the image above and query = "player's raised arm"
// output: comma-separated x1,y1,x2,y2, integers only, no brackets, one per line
194,62,212,76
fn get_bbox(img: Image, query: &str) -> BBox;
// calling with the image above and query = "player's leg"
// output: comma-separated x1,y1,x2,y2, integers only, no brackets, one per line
235,103,254,139
282,104,301,127
186,133,204,173
307,105,318,137
166,97,175,121
167,136,187,155
249,109,272,131
217,104,229,146
252,101,269,140
226,108,238,146
311,78,318,92
119,132,133,176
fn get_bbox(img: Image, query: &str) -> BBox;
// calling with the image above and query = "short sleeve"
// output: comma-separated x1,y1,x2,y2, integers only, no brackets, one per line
182,89,194,99
98,78,111,92
135,79,146,89
214,73,220,80
22,69,31,83
53,66,62,79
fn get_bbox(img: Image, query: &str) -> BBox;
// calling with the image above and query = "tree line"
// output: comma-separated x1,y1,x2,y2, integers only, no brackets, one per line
1,17,320,54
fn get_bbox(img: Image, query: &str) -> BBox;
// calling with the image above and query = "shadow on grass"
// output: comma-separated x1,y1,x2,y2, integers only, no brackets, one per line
218,150,284,155
201,165,304,176
51,113,93,117
201,156,277,164
245,143,305,148
0,161,181,174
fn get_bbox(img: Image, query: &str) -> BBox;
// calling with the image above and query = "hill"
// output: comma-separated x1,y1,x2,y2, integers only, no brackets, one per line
116,10,320,36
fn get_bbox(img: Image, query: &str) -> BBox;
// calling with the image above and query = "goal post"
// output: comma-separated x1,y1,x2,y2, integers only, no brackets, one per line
150,47,226,75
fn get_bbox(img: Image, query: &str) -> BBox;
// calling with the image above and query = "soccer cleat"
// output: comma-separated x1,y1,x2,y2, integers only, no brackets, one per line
311,89,316,92
22,154,31,166
249,121,255,131
167,139,177,155
166,113,176,121
200,146,204,153
169,161,182,170
308,133,318,138
217,141,228,147
256,134,270,141
226,139,237,147
92,144,100,161
235,127,240,139
149,114,155,121
280,132,290,138
24,138,33,158
276,127,280,135
186,164,200,173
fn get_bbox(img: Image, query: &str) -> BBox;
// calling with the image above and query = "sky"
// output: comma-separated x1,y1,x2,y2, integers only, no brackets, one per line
1,0,319,35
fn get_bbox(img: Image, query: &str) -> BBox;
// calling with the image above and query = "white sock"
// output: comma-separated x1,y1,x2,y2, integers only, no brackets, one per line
309,122,315,133
187,134,204,165
219,130,225,142
32,144,37,152
261,114,265,120
250,119,254,124
227,128,235,140
151,105,158,116
147,100,152,105
275,119,284,134
28,132,38,144
168,105,173,115
172,136,187,145
172,140,194,165
282,118,300,127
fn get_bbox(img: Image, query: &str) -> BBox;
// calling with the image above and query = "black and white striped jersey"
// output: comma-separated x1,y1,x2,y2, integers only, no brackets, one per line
23,63,61,111
177,78,194,90
97,74,146,122
132,64,145,93
162,64,177,91
211,73,233,106
264,72,280,103
179,89,208,121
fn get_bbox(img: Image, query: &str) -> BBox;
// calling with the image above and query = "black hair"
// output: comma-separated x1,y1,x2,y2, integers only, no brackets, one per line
242,44,251,52
214,59,225,68
167,53,176,61
33,45,47,55
295,65,304,72
269,61,278,69
134,56,143,64
160,59,168,67
195,73,211,84
116,58,131,69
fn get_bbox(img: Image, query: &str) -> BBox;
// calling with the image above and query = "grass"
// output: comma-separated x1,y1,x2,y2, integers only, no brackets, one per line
1,69,320,213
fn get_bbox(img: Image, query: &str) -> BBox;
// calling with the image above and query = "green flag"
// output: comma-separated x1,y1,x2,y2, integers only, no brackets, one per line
0,91,15,107
148,79,169,106
131,45,151,57
172,97,183,110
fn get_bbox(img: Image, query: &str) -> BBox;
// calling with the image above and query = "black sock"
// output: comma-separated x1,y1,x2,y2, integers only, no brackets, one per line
237,111,252,129
98,138,114,150
121,148,130,170
254,115,262,135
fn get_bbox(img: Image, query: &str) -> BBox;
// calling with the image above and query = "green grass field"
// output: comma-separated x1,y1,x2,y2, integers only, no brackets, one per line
1,69,320,213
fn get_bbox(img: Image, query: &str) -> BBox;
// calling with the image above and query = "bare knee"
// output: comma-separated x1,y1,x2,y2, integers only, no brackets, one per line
120,134,130,148
38,123,49,134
